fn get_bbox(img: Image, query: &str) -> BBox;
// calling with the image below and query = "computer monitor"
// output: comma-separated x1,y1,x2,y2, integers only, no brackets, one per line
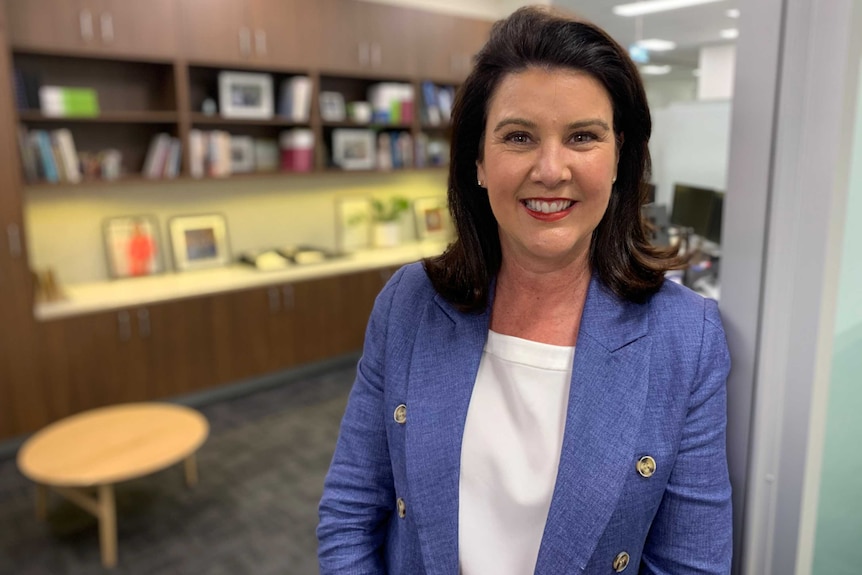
704,192,724,244
670,183,718,239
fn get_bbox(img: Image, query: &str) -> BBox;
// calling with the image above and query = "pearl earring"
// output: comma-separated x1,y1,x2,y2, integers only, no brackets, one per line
477,179,483,187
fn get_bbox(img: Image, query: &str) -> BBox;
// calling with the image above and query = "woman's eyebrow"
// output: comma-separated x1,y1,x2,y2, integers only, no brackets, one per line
492,118,611,132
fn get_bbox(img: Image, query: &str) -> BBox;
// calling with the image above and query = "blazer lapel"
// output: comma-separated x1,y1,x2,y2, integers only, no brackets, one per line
405,293,490,575
535,278,651,573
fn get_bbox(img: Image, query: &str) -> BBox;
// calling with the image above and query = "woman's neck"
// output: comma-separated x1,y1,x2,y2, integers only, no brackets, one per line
490,252,592,346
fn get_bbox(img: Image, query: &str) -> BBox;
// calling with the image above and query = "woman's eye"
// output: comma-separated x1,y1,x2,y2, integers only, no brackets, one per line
505,132,531,144
571,132,597,144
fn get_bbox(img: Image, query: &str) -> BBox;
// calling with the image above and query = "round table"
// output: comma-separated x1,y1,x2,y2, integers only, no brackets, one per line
17,402,209,568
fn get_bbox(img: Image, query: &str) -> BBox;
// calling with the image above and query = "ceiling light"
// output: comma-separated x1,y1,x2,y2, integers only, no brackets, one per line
636,38,677,51
726,8,741,18
613,0,726,17
721,28,739,39
641,65,672,75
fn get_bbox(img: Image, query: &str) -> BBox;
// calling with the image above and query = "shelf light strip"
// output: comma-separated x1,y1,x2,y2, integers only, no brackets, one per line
613,0,726,17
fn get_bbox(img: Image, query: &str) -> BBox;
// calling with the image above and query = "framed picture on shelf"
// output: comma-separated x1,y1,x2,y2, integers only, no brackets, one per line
230,136,255,173
332,129,376,170
319,91,346,122
218,71,273,119
413,196,452,241
102,215,163,279
169,214,231,271
335,196,372,253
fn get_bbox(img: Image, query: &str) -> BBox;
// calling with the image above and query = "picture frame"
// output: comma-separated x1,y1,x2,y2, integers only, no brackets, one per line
332,129,376,170
218,71,274,119
102,215,163,279
413,196,452,241
319,91,346,122
169,214,231,271
230,135,255,173
335,196,372,253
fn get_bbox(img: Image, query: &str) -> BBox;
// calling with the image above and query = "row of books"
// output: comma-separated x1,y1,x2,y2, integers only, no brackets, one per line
18,126,82,184
142,133,183,179
421,82,455,127
375,132,450,170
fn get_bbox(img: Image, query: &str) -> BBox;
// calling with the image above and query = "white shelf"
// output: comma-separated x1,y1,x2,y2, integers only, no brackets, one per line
35,241,449,321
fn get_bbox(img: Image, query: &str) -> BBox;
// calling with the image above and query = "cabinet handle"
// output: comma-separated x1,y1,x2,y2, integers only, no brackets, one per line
137,308,150,338
117,310,132,342
6,224,22,258
281,285,294,311
79,10,94,41
255,29,267,56
100,12,114,43
358,42,369,67
370,43,382,69
268,287,281,313
239,28,252,57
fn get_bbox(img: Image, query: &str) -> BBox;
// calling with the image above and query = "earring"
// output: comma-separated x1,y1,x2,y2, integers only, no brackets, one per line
477,179,483,187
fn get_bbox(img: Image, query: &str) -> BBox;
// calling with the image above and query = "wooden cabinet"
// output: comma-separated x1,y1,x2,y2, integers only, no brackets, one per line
179,0,314,69
318,0,415,77
37,298,218,422
6,0,179,59
415,12,492,83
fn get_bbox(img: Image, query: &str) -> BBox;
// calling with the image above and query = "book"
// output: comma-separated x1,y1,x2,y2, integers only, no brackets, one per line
164,138,182,178
142,133,171,179
51,129,82,183
17,125,39,183
279,76,312,122
189,130,205,178
32,130,59,183
38,86,100,117
421,81,441,126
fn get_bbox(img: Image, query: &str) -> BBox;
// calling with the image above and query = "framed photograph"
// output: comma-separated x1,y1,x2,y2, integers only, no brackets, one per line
102,215,163,278
230,135,255,173
319,91,346,122
335,196,372,253
332,129,376,170
169,214,231,271
413,196,452,241
218,71,274,119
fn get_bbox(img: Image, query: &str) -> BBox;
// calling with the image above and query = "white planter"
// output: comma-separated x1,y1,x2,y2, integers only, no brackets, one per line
373,222,401,248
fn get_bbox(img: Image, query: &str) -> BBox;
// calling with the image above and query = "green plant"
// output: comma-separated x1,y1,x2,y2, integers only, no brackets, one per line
371,196,410,223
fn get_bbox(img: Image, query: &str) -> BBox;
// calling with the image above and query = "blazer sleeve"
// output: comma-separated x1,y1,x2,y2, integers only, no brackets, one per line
640,299,733,575
317,268,404,574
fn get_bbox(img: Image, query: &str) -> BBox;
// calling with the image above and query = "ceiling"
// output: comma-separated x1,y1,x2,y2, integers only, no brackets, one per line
552,0,740,73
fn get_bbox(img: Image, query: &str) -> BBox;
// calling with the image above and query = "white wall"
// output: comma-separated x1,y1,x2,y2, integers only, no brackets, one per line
649,99,732,208
698,44,737,100
644,77,698,110
358,0,547,19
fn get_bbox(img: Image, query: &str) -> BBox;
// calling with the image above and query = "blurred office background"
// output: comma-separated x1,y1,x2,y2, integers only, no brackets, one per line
0,0,859,574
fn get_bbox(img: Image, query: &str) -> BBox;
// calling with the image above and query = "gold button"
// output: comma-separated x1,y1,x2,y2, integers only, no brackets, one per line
636,455,656,478
394,404,407,424
396,497,406,518
613,551,630,572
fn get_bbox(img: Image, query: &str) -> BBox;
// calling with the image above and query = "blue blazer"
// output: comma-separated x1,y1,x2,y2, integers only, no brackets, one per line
318,263,732,574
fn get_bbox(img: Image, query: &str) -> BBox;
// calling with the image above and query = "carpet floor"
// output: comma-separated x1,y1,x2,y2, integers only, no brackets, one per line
0,363,356,575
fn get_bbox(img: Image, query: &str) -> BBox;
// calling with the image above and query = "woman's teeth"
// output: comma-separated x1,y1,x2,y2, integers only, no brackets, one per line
523,199,575,214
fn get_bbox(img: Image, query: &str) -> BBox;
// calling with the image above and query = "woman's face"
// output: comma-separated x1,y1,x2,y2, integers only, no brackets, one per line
477,67,619,270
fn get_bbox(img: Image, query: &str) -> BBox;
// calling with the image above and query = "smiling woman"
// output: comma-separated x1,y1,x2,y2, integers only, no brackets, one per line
318,7,732,575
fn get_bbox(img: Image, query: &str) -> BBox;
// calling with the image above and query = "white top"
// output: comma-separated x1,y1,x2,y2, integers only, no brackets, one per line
458,330,575,575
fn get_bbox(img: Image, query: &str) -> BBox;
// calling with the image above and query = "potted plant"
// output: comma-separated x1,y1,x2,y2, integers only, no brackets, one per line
371,196,410,248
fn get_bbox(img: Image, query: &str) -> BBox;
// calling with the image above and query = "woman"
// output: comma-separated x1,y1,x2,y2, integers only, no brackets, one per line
318,6,732,574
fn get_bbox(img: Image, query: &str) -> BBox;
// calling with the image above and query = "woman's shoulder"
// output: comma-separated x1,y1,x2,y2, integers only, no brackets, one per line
375,261,438,311
648,279,723,333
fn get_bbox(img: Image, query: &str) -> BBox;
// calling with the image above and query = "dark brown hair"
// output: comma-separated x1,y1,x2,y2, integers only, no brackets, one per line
424,6,684,312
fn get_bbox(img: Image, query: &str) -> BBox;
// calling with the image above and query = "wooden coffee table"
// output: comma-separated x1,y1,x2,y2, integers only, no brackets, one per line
17,402,209,568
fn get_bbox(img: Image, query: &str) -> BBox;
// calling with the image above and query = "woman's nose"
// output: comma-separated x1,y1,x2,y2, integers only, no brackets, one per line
530,143,572,187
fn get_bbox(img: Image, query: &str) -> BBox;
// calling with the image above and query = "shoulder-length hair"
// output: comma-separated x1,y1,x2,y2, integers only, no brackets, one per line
424,6,685,312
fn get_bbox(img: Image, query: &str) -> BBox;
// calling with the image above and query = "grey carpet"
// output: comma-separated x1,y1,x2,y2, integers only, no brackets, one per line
0,364,357,575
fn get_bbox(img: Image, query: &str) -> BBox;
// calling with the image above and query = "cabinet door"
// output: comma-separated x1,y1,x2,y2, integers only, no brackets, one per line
247,0,317,69
6,0,83,52
317,0,365,73
178,0,251,64
358,1,415,78
453,17,492,80
0,11,43,440
142,298,218,398
414,10,457,82
88,0,179,59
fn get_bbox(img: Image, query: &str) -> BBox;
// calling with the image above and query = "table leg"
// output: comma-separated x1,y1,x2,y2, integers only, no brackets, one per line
97,484,117,568
184,453,199,487
35,484,48,520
